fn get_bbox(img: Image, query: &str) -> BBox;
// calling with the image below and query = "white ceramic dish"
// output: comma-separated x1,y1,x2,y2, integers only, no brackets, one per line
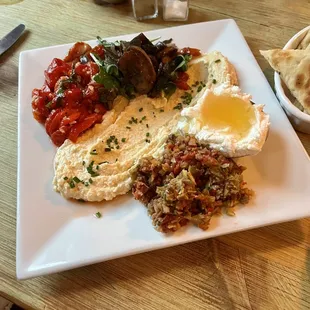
17,19,310,280
274,25,310,134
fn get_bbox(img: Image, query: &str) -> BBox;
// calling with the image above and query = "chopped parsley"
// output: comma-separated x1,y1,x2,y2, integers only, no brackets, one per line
159,109,164,112
197,85,203,92
96,165,99,170
105,148,111,152
146,124,149,128
73,176,81,183
131,117,138,124
146,132,150,137
181,92,192,105
95,211,102,218
90,150,98,155
82,161,85,166
173,103,182,110
121,138,126,142
69,179,75,188
215,59,221,63
86,161,100,177
126,126,131,130
212,79,217,84
78,199,85,202
89,178,93,184
145,139,151,143
63,176,68,181
139,108,143,112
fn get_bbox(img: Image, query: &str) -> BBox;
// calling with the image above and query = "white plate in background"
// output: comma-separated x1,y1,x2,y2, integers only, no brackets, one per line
17,19,310,279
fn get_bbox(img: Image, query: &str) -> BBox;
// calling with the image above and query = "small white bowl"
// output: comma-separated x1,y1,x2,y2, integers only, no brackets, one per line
274,25,310,134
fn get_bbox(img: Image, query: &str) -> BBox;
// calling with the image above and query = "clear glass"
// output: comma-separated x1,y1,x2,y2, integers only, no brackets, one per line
131,0,158,21
163,0,189,21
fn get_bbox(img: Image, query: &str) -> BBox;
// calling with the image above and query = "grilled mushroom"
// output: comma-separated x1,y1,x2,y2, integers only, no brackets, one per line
118,46,156,94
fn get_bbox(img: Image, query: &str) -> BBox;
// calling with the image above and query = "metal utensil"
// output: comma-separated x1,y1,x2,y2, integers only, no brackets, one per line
0,24,25,56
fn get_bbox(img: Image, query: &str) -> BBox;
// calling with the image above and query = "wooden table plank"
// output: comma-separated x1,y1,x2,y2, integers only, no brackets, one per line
0,1,309,309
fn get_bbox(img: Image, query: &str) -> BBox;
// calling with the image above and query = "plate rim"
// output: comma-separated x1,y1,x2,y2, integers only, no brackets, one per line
16,18,310,280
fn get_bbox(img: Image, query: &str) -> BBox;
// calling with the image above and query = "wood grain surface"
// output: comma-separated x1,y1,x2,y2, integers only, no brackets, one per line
0,1,309,309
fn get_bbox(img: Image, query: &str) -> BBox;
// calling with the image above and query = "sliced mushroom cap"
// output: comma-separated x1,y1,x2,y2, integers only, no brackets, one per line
118,46,156,94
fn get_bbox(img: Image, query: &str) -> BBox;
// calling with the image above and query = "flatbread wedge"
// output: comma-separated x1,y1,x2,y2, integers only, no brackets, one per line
260,49,310,114
298,30,310,50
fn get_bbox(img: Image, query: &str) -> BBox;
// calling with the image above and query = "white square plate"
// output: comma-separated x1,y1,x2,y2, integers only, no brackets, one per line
17,19,310,279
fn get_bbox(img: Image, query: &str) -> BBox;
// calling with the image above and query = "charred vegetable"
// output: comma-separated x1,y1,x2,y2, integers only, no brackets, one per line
118,46,156,94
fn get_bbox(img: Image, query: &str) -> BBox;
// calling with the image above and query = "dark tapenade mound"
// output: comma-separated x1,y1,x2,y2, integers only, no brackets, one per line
132,134,253,233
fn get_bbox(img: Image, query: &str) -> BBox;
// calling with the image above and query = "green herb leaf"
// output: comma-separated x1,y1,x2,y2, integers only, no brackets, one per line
63,176,68,181
73,176,81,183
69,179,75,188
86,161,100,177
121,138,126,142
215,59,221,63
173,103,182,110
93,67,120,90
95,211,102,218
163,82,176,99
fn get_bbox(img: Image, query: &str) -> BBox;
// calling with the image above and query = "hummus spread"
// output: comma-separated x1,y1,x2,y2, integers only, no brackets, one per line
53,58,206,201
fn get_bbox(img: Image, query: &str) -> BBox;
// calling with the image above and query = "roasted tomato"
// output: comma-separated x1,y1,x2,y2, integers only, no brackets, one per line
68,114,102,142
179,47,201,57
44,58,71,90
174,72,190,90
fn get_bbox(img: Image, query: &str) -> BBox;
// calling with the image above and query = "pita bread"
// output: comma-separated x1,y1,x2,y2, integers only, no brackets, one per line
298,30,310,50
260,49,310,114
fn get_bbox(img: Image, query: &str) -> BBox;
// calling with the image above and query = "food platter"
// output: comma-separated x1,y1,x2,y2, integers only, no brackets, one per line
17,19,310,279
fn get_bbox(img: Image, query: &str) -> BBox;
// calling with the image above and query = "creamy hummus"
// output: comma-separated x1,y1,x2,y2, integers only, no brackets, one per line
53,58,206,201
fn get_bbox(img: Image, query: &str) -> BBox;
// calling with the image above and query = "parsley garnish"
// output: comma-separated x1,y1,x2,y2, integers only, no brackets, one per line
139,108,143,112
212,79,217,84
69,179,75,188
121,138,126,142
90,150,98,155
86,161,100,177
63,176,68,181
89,178,93,184
215,59,221,63
95,212,102,218
146,132,150,137
73,176,81,183
173,103,182,110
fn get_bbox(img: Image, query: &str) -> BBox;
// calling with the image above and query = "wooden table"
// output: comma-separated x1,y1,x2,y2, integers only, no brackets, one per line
1,1,309,309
